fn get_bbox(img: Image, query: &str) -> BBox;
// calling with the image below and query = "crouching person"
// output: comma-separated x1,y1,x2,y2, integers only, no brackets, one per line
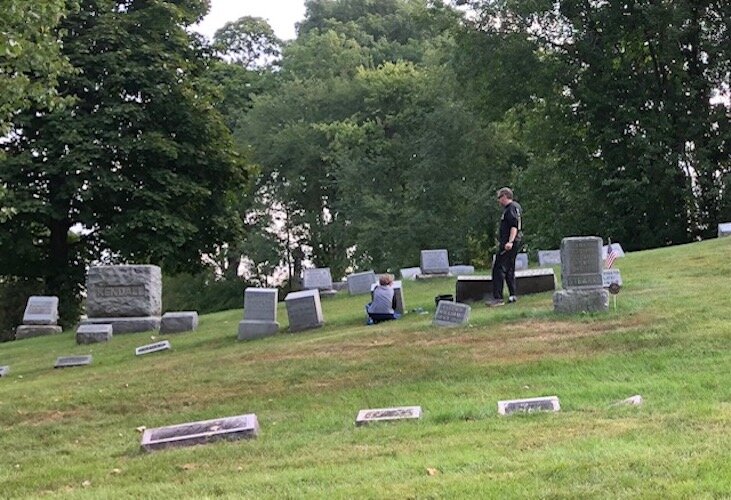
366,274,401,324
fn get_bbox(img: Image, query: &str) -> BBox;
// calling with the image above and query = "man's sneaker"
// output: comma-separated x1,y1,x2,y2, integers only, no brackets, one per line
508,296,518,304
486,299,505,307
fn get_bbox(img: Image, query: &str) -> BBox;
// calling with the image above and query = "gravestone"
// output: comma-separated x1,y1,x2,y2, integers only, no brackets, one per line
420,249,450,275
0,366,9,377
160,312,199,334
76,324,113,344
284,289,324,332
497,396,560,415
515,253,529,270
554,237,609,313
347,271,377,295
15,296,63,340
455,269,556,303
135,340,171,356
400,267,421,280
433,301,470,327
370,281,406,315
303,268,335,292
355,406,422,426
54,355,92,368
718,222,731,238
602,269,623,287
81,265,162,333
602,242,626,258
15,324,63,340
141,414,259,451
538,250,561,267
332,281,348,292
449,265,475,275
238,288,279,340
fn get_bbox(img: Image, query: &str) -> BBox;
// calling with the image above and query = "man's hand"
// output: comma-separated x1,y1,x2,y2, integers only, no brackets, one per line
505,242,513,251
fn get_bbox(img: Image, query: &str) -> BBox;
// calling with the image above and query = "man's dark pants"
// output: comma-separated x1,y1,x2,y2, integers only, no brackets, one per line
492,243,519,300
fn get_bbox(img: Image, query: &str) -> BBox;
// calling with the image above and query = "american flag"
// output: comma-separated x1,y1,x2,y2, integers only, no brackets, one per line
605,243,617,269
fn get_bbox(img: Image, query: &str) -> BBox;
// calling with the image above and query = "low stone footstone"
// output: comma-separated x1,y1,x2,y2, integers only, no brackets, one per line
400,267,421,280
76,324,112,344
718,222,731,237
616,395,643,406
420,249,450,275
303,268,337,297
81,316,161,334
135,341,171,356
554,236,608,313
356,406,422,426
160,312,198,334
238,288,279,340
498,396,560,415
0,366,9,377
602,269,623,287
433,301,470,327
449,265,475,275
347,271,377,295
23,296,59,325
141,413,259,451
370,281,406,314
15,325,63,340
54,355,92,368
284,289,324,332
455,269,556,303
537,250,561,267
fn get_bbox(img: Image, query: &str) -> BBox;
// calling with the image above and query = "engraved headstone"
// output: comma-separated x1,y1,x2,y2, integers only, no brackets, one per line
160,311,198,334
22,296,59,325
284,289,324,332
238,288,279,340
433,301,470,327
303,268,334,291
0,366,9,377
141,414,259,451
370,280,406,315
602,242,625,259
560,237,603,289
497,396,560,415
537,250,561,267
135,341,171,356
400,267,421,280
347,271,378,295
356,406,422,426
449,265,475,275
76,323,113,344
54,355,92,368
602,269,623,287
718,222,731,238
420,249,450,275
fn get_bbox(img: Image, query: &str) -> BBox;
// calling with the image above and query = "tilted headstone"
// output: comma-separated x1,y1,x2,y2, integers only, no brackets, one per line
560,237,603,289
76,323,113,344
135,341,171,356
498,396,560,415
602,269,623,287
400,267,421,280
449,265,475,275
356,406,422,426
420,249,450,275
718,222,731,238
303,268,334,291
284,289,324,332
160,312,198,334
0,366,9,377
602,243,626,259
537,250,561,267
54,355,92,369
370,281,406,315
238,288,279,340
347,271,378,295
141,414,259,451
433,300,470,327
22,296,59,325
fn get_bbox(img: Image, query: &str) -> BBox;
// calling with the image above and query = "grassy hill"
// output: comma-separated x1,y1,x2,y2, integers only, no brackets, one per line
1,238,730,498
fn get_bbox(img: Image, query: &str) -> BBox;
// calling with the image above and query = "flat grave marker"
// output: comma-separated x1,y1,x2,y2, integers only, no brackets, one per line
433,301,470,327
356,406,422,426
135,340,171,356
54,355,92,369
498,396,561,415
0,366,9,377
141,413,259,451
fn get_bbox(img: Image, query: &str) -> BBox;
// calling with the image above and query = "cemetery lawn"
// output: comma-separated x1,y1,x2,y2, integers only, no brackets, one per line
1,238,730,498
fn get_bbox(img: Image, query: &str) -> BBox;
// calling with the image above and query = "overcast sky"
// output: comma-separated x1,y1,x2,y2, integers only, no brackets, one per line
193,0,307,41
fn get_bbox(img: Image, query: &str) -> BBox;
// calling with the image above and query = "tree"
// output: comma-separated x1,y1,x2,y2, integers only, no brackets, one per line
213,16,282,70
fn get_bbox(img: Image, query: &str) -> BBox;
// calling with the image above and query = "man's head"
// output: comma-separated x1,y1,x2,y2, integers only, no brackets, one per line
496,187,513,207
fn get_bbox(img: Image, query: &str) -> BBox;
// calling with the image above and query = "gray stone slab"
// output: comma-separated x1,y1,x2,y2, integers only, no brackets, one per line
54,355,92,368
718,222,731,237
356,406,422,426
498,396,560,415
347,271,378,295
433,301,470,327
303,268,334,291
76,323,113,344
560,237,603,289
449,265,475,275
370,281,406,314
85,265,162,317
332,281,348,292
244,288,278,322
80,316,160,334
420,249,450,274
553,288,609,313
515,253,529,270
537,250,561,267
15,325,63,340
22,296,59,325
160,311,199,333
602,269,623,287
135,341,171,356
455,269,556,302
237,320,279,340
400,267,421,280
141,413,259,452
284,289,324,332
0,366,9,377
602,243,626,258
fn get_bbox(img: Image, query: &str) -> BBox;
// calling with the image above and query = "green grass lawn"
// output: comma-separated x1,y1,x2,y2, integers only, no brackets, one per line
1,238,730,498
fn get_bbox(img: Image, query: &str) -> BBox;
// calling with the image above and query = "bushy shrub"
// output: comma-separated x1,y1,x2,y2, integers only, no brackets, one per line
163,271,250,315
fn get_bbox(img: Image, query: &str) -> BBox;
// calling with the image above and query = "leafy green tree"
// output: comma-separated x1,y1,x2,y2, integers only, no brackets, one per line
213,16,282,70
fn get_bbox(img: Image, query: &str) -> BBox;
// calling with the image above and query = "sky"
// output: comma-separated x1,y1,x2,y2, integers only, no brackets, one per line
193,0,307,41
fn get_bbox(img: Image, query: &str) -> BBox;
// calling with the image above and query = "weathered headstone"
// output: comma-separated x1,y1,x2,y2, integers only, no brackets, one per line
141,414,259,451
602,242,626,259
400,267,421,280
537,250,561,267
284,289,324,332
76,323,113,344
135,341,171,356
54,355,92,368
0,366,9,377
303,268,334,291
347,271,378,295
498,396,560,415
433,300,470,327
718,222,731,238
515,253,529,270
22,296,59,325
160,312,199,334
238,288,279,340
82,265,162,333
370,281,406,315
455,269,556,303
602,269,623,287
449,265,475,275
554,237,609,313
355,406,422,426
420,249,450,275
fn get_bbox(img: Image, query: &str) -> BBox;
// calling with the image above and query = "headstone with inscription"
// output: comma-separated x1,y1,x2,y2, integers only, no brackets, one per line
160,311,199,334
370,281,406,315
433,300,470,327
347,271,378,295
76,323,113,344
285,289,324,332
135,340,171,356
420,249,450,275
553,237,608,313
141,413,259,451
449,265,475,275
54,355,92,369
602,269,623,287
718,222,731,238
537,250,562,267
498,396,560,415
303,268,334,290
238,288,279,340
355,406,422,426
81,265,162,333
602,242,626,259
15,296,63,340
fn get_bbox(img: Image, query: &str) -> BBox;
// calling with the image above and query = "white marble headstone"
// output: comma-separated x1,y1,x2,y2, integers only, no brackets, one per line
22,296,59,325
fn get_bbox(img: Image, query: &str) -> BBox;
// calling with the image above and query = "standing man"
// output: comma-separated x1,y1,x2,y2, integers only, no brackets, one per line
487,187,523,307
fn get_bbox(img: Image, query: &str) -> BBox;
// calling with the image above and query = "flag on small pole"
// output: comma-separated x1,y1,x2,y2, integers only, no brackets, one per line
605,238,617,269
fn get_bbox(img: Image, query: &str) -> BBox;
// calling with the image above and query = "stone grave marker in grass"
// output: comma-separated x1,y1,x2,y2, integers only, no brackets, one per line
238,288,280,340
54,355,92,368
141,413,259,451
356,406,422,426
76,323,113,344
497,396,560,415
420,249,450,275
135,340,171,356
433,301,470,327
160,312,198,333
0,366,9,377
284,289,324,333
346,271,378,295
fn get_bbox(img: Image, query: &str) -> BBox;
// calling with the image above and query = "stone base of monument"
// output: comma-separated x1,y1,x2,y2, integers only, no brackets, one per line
76,324,113,344
238,320,279,340
15,325,63,340
160,312,198,334
553,288,609,313
81,316,160,334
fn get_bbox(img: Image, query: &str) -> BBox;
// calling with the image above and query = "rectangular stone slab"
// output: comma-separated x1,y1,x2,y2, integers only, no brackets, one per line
302,268,333,291
135,341,171,356
243,288,278,322
420,249,449,274
602,269,623,287
346,271,377,295
356,406,422,426
433,301,470,327
76,323,113,344
537,250,561,266
15,325,63,340
22,296,59,325
54,355,92,368
456,269,556,302
561,237,603,289
719,222,731,237
160,312,199,333
498,396,561,415
284,289,324,332
399,267,421,280
141,414,259,451
0,366,9,377
85,265,162,317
